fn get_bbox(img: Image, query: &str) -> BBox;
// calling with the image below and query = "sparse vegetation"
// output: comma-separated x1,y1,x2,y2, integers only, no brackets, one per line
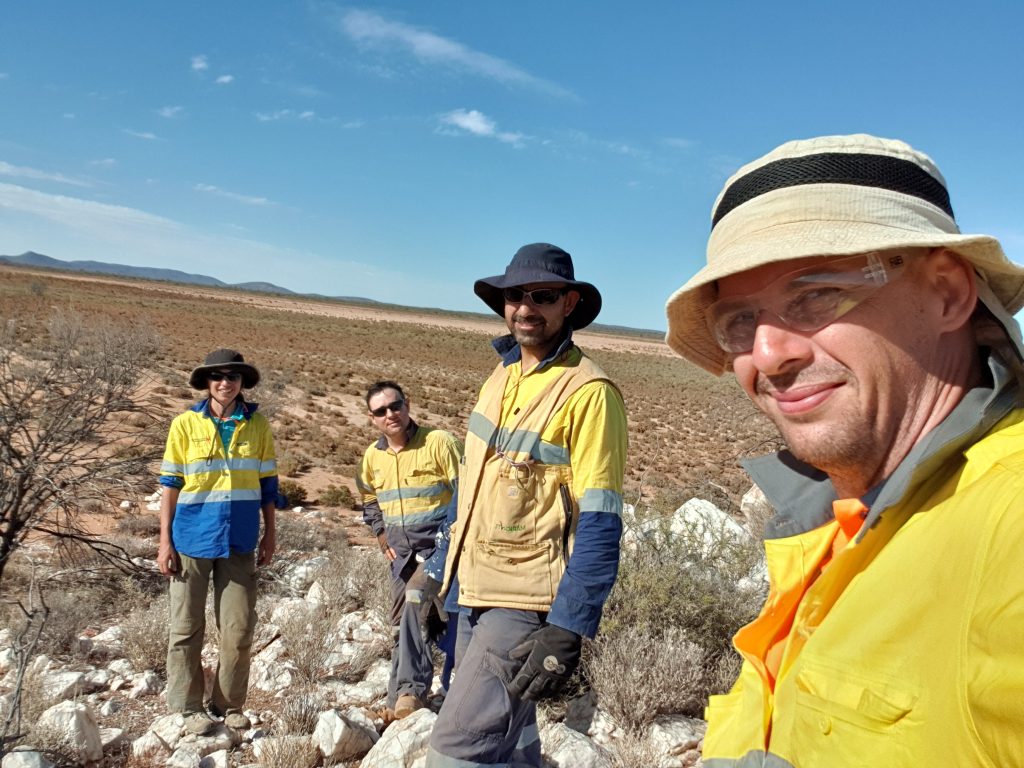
319,484,354,508
278,480,309,507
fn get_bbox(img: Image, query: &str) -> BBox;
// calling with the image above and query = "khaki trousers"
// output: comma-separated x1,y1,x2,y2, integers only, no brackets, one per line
166,551,257,713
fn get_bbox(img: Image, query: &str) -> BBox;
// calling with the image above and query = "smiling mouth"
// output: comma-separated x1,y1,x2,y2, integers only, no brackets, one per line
768,383,842,415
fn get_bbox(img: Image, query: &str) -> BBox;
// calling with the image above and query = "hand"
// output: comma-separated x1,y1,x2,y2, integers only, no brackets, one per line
416,576,443,626
157,540,180,576
257,531,276,566
377,532,397,561
507,623,582,701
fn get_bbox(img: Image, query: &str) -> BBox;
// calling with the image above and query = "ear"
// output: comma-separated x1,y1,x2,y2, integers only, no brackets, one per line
923,249,977,333
563,289,581,318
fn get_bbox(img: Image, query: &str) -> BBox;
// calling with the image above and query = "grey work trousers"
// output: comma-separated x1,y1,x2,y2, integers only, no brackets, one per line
166,551,257,714
387,558,435,707
426,608,543,768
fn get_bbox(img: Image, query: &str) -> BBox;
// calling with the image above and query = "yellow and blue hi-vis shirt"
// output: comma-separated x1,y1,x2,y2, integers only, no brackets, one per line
357,420,463,578
159,399,278,559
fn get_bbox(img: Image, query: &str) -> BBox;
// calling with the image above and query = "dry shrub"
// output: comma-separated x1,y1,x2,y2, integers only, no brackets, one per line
601,728,670,768
315,545,391,623
116,513,162,538
277,606,336,686
277,451,310,478
274,514,327,555
318,484,354,508
256,735,318,768
278,480,308,506
587,627,735,729
275,690,328,735
603,505,766,661
120,592,170,675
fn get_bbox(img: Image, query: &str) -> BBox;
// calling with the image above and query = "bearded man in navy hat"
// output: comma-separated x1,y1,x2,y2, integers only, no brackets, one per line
425,243,628,767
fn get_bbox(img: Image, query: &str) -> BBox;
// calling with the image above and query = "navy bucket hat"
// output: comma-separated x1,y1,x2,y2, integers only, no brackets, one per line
474,243,603,330
189,348,261,389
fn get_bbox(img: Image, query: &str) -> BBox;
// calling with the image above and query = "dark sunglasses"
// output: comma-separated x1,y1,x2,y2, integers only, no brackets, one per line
207,371,243,382
502,287,566,305
370,399,405,417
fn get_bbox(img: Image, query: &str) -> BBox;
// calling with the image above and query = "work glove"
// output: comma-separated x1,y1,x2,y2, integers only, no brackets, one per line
416,576,443,624
507,623,581,701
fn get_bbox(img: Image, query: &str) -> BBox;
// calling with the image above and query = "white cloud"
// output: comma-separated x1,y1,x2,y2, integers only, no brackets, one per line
216,74,234,85
194,183,275,207
438,109,525,147
157,105,184,118
62,113,75,119
662,137,696,150
124,129,158,140
340,9,575,100
191,55,209,71
89,158,117,167
255,109,317,123
0,161,91,187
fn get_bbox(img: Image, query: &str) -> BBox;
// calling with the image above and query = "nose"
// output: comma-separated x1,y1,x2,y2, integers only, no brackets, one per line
748,313,814,376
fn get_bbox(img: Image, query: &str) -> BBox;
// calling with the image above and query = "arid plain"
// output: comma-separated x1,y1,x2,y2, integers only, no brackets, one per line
0,264,778,516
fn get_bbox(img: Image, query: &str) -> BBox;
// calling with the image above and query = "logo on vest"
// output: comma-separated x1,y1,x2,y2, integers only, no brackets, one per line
494,521,525,533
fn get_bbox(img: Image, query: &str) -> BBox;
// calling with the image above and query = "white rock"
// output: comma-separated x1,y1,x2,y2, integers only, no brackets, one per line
131,730,170,760
150,713,186,750
36,700,103,762
99,698,122,716
359,708,435,768
166,745,203,768
314,708,378,761
647,716,706,765
670,499,750,552
542,722,610,768
107,658,135,677
119,500,133,510
83,668,112,691
146,501,161,511
1,751,55,768
270,597,313,625
330,660,390,706
305,580,328,606
40,670,86,701
199,749,230,768
0,647,16,675
145,488,163,502
129,669,163,698
250,653,296,692
89,625,125,658
100,726,126,751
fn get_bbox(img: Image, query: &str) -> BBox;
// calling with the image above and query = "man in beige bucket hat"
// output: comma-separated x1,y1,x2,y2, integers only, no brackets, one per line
666,135,1024,766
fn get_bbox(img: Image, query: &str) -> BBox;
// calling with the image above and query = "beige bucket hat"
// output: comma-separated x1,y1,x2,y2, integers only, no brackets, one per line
665,134,1024,375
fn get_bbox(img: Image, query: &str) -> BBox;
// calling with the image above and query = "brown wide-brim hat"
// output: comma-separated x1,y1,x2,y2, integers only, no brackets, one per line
189,348,260,389
665,134,1024,375
474,242,602,330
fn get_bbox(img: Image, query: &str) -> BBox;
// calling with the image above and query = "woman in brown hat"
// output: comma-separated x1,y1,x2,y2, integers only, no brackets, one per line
157,349,279,734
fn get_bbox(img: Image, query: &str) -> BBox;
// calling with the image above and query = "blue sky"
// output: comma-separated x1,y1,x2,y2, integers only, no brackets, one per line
2,2,1022,331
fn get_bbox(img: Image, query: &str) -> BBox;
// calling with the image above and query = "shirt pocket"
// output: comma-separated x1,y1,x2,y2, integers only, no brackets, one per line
791,661,916,765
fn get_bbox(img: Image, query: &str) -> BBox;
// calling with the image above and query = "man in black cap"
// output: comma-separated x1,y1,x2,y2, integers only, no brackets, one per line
426,244,628,767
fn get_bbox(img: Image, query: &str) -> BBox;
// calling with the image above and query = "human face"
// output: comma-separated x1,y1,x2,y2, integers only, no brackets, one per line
207,369,242,412
718,250,972,496
503,282,580,355
367,388,411,440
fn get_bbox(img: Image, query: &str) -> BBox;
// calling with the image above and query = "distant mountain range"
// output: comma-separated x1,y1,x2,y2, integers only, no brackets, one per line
0,250,663,337
0,251,378,304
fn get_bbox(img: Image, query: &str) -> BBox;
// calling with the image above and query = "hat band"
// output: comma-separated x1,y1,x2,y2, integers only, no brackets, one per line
713,152,954,228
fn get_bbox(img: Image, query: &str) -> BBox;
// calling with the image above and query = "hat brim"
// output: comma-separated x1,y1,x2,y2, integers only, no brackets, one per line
189,362,261,389
474,270,602,330
666,222,1024,375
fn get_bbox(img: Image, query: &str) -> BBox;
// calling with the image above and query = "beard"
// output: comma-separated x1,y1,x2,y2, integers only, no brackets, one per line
508,313,564,349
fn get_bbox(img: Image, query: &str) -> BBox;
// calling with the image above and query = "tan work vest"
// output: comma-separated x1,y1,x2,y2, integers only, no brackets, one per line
445,352,609,611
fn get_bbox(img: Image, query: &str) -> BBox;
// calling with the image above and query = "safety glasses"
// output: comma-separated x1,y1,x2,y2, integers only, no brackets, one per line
707,252,910,354
369,399,405,417
207,371,243,382
502,287,566,305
